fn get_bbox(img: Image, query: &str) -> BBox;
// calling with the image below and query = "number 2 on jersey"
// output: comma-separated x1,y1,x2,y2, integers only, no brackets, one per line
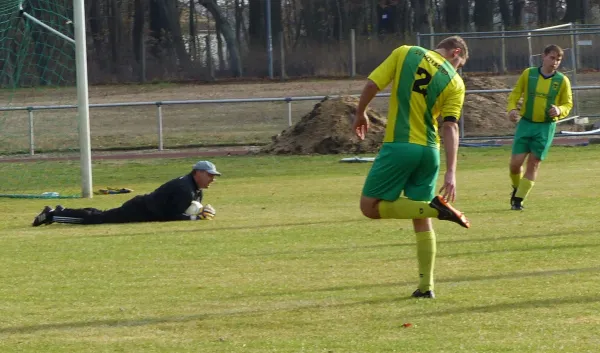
412,67,432,96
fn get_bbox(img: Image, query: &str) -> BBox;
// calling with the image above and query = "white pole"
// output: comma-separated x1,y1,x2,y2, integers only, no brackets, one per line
157,103,164,150
73,0,93,198
287,99,292,126
569,23,579,116
28,109,35,155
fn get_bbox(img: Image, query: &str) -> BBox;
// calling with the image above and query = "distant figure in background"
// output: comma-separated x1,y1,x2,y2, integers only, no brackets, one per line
32,160,220,226
352,36,471,299
507,44,573,210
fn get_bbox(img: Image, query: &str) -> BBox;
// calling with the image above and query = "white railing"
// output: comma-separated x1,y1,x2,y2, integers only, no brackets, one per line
1,85,600,155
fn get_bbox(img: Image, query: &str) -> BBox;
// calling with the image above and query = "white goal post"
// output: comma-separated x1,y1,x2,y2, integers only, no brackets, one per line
18,0,93,198
73,0,93,198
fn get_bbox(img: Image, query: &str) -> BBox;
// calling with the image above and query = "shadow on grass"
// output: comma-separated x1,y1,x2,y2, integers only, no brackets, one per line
1,288,598,335
64,218,366,238
427,295,600,317
244,229,600,257
226,265,600,299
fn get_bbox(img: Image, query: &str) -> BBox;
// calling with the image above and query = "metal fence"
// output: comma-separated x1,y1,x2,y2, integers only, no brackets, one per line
1,84,599,156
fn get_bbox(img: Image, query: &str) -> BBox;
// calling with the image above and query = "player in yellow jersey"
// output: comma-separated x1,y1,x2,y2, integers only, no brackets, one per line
507,44,573,210
352,36,471,299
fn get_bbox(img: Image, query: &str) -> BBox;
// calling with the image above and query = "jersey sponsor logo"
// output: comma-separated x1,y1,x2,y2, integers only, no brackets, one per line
413,48,449,76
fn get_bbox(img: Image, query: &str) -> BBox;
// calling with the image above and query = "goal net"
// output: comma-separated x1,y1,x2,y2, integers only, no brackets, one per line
0,0,88,198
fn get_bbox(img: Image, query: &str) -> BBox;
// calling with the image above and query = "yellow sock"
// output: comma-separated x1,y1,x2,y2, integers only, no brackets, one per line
415,231,436,292
515,177,535,202
510,172,522,189
379,197,438,219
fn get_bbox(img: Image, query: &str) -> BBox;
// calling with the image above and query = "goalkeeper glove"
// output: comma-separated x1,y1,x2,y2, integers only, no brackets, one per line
198,204,216,220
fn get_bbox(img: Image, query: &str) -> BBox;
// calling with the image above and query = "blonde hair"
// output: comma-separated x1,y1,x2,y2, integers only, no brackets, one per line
436,36,469,61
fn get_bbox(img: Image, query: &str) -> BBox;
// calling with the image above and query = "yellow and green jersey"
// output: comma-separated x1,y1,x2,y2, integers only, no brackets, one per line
507,67,573,123
368,45,465,148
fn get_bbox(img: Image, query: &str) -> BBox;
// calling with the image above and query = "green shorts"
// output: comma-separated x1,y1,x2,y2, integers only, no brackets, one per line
512,119,556,160
362,142,440,202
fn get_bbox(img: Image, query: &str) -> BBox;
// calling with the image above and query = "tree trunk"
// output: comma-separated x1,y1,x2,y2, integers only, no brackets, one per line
108,0,121,74
513,0,526,28
549,0,559,23
562,0,591,23
156,0,190,68
474,0,494,31
234,0,243,49
537,0,549,25
498,0,511,28
216,21,225,70
89,0,104,66
445,0,469,32
410,0,431,34
200,0,242,76
189,0,197,60
132,0,145,79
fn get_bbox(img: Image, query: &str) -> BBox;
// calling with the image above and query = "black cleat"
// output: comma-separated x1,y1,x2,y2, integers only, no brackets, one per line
32,206,54,227
55,205,65,212
412,289,435,299
510,187,517,206
511,197,524,211
429,195,470,228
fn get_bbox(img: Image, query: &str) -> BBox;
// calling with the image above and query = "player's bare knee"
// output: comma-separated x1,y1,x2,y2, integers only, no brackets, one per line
359,197,380,219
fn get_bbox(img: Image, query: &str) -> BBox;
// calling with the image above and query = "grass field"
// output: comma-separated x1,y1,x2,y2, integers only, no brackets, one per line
0,146,599,352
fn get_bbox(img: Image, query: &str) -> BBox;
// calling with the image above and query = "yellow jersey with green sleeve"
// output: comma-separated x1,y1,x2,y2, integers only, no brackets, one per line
507,67,573,123
368,45,465,148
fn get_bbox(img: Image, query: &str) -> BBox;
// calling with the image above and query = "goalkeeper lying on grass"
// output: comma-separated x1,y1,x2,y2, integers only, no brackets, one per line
31,160,220,226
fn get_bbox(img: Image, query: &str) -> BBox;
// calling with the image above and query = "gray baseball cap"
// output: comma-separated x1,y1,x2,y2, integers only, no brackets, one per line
192,160,221,176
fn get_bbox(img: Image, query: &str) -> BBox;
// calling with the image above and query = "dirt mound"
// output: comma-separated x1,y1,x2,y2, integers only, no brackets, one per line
461,75,516,136
261,96,386,154
262,76,584,155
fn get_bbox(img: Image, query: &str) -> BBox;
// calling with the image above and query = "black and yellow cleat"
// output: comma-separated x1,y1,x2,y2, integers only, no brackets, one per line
429,195,470,228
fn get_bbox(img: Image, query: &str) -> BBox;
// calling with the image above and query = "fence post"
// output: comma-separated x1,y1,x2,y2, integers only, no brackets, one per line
28,108,34,155
286,98,292,127
429,26,435,49
156,102,164,151
416,32,421,47
570,22,579,116
350,29,356,77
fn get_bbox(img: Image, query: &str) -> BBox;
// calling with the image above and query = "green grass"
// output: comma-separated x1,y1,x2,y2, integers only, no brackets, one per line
0,147,599,352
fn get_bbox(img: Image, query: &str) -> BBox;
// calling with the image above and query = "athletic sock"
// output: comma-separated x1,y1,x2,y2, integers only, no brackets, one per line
515,177,535,203
510,172,522,189
416,230,436,292
379,197,438,219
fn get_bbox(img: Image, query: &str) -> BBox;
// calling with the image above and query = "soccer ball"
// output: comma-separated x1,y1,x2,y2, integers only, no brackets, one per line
184,201,203,216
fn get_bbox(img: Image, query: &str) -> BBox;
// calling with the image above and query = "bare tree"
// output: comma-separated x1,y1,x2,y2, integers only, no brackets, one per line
445,0,469,32
562,0,591,22
474,0,494,31
200,0,242,76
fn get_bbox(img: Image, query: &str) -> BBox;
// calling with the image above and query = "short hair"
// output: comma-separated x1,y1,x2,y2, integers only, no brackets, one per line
544,44,564,57
436,36,469,61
